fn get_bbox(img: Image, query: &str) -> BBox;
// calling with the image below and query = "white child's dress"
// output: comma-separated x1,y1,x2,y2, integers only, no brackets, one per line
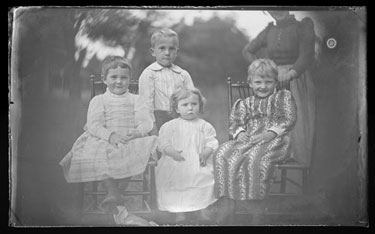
156,117,219,213
59,90,157,183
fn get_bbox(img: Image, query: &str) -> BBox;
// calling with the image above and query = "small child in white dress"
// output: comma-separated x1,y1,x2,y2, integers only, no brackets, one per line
155,87,218,224
59,56,157,213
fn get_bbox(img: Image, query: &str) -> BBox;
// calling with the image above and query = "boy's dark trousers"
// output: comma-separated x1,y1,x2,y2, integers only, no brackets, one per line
154,110,174,132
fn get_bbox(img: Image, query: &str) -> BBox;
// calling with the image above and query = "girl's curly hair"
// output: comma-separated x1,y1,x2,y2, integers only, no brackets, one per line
169,86,206,118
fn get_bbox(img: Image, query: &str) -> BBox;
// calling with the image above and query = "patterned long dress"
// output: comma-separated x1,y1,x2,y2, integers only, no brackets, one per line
214,90,297,200
59,90,158,183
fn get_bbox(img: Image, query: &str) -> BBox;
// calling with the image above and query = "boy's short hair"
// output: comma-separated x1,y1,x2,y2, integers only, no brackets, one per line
101,55,132,79
169,86,206,118
151,28,179,48
247,58,278,83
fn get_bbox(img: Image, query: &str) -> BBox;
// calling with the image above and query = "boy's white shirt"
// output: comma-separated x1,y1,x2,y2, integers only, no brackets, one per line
138,62,194,122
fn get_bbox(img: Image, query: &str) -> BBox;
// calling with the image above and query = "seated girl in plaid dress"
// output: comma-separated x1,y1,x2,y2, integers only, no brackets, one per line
59,56,157,213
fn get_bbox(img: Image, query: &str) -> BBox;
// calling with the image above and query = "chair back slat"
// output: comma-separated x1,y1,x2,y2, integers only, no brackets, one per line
90,74,139,98
227,77,253,116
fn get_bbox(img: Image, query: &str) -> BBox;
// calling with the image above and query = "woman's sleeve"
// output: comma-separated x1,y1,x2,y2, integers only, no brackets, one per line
267,90,297,137
157,122,173,153
203,122,219,151
292,17,316,76
242,23,270,63
229,99,247,139
134,95,154,136
139,69,155,122
86,95,112,140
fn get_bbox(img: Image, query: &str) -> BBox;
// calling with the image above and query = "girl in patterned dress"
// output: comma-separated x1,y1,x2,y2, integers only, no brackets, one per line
59,56,157,213
213,59,297,224
155,87,218,224
243,10,316,166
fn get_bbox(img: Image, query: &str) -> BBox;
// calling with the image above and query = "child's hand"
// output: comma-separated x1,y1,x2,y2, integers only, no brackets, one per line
170,150,185,162
109,132,128,147
199,148,213,167
250,131,277,144
199,153,208,167
236,132,249,142
164,147,185,162
124,129,141,142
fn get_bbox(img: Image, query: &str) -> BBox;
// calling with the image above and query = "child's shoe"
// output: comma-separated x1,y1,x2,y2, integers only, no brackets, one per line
99,194,126,214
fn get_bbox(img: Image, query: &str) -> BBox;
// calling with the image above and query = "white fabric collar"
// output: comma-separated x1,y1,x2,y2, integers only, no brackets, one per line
149,62,183,74
105,88,130,98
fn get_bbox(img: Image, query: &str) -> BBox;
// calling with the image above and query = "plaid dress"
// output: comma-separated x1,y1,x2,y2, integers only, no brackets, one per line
59,90,157,183
213,90,297,200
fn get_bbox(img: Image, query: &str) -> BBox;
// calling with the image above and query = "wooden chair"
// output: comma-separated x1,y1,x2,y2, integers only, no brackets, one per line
227,77,309,196
80,75,157,216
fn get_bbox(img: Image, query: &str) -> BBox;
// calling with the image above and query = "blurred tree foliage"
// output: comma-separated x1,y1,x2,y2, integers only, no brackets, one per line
176,16,249,88
13,8,88,99
12,8,165,100
81,9,166,81
12,8,250,100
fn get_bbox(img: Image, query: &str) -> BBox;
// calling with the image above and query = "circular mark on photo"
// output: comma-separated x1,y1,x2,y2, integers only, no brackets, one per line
327,38,337,49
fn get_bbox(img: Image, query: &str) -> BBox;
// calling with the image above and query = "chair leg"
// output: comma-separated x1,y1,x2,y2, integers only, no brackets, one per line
79,183,85,217
150,165,157,210
280,168,287,194
302,169,308,195
93,181,99,210
142,168,149,210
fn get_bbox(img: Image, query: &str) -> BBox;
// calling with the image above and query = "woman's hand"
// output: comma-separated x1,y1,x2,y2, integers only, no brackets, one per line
250,131,277,144
279,69,298,89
